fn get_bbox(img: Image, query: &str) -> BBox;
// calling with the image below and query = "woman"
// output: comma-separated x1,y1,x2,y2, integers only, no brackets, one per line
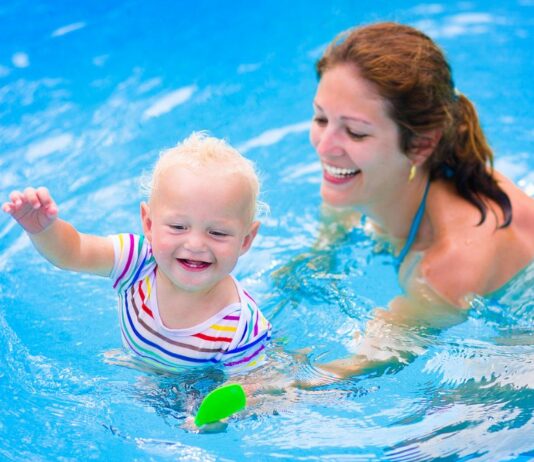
306,22,534,377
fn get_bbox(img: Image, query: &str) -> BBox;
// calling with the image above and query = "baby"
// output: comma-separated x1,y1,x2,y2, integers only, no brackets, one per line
2,132,271,373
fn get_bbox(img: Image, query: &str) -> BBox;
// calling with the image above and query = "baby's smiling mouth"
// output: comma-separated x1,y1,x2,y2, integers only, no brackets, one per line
177,258,212,271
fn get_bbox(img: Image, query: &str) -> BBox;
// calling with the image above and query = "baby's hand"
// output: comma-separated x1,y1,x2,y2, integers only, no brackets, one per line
2,187,58,234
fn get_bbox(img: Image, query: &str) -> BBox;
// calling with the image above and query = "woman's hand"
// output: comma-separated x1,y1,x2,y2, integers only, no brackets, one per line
2,187,58,234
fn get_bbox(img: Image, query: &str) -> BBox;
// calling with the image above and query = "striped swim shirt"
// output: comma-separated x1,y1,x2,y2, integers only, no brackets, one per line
109,233,271,373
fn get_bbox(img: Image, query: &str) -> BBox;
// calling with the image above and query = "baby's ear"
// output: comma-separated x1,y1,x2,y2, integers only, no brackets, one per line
240,221,260,255
140,202,153,242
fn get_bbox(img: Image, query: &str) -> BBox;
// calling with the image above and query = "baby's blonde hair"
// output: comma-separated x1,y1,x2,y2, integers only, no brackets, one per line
142,132,264,223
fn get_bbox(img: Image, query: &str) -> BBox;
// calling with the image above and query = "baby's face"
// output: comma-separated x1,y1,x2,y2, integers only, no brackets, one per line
141,166,258,293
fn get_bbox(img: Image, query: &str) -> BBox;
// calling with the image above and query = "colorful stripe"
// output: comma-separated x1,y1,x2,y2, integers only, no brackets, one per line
113,234,134,289
224,344,266,367
137,282,154,318
193,332,233,343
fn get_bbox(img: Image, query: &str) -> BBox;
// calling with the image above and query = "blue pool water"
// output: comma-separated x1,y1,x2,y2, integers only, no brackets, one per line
1,1,533,460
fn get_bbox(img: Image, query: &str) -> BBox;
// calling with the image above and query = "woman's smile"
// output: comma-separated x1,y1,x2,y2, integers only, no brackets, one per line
322,162,361,184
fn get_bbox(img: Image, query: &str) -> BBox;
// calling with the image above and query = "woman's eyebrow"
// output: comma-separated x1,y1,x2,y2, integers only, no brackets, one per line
314,102,371,125
341,115,371,126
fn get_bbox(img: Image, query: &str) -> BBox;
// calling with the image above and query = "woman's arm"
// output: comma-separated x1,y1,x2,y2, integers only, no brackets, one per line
316,259,469,379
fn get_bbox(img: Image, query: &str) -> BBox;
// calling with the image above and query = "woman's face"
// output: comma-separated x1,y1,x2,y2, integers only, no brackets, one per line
310,63,411,209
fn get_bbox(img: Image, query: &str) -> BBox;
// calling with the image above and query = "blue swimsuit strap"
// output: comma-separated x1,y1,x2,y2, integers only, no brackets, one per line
395,179,431,268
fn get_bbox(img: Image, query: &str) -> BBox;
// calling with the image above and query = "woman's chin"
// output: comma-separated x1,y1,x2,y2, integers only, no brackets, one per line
321,186,359,208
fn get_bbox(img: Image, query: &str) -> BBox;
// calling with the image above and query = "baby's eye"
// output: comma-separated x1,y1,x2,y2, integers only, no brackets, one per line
170,224,187,230
209,230,229,237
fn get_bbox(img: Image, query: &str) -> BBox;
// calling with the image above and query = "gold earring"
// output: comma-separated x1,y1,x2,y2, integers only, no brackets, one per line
408,164,417,182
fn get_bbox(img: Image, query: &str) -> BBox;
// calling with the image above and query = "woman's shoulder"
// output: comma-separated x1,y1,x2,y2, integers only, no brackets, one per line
426,180,496,246
418,231,490,307
427,176,534,238
420,177,534,304
495,171,534,230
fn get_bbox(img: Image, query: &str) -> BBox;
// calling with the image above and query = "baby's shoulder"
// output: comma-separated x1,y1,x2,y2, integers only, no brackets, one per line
110,233,156,288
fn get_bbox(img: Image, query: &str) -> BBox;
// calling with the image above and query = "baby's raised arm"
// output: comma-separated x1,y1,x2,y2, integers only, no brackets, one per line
2,187,114,277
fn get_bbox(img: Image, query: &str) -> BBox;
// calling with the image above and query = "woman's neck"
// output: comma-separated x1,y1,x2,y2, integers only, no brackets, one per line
361,175,431,243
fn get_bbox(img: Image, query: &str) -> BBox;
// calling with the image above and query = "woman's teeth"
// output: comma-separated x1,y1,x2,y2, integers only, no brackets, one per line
323,164,360,177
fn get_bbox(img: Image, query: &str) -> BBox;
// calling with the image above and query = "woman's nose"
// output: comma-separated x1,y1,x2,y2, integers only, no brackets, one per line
314,126,344,157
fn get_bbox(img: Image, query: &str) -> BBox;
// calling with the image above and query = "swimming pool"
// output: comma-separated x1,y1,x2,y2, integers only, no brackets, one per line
1,1,533,460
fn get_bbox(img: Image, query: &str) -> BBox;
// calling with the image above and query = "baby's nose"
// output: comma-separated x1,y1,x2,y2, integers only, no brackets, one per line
184,232,207,252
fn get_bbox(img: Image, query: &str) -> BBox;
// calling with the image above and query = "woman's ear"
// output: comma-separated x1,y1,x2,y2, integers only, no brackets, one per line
240,221,260,256
140,202,153,242
408,128,442,166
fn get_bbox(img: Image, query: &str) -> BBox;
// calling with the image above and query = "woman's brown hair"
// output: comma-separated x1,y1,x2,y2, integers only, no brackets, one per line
316,22,511,227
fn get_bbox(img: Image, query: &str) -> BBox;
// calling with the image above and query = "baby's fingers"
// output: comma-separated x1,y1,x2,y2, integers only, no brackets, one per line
35,187,58,216
23,187,44,209
2,187,55,217
2,190,25,213
1,202,13,213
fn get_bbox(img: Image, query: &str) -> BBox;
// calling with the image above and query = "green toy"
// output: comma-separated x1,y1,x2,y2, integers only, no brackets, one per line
194,383,247,427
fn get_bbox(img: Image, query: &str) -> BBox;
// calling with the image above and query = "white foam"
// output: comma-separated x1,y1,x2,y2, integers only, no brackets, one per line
495,155,529,181
137,78,162,94
237,63,261,74
282,161,322,181
412,4,445,15
12,52,30,68
25,133,74,161
518,172,534,197
238,121,310,153
142,85,197,120
450,13,495,24
0,171,19,189
51,22,86,37
92,55,109,67
424,344,534,389
413,13,499,39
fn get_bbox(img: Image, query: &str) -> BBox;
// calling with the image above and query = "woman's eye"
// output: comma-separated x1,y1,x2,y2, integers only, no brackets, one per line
313,116,327,126
346,129,368,140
